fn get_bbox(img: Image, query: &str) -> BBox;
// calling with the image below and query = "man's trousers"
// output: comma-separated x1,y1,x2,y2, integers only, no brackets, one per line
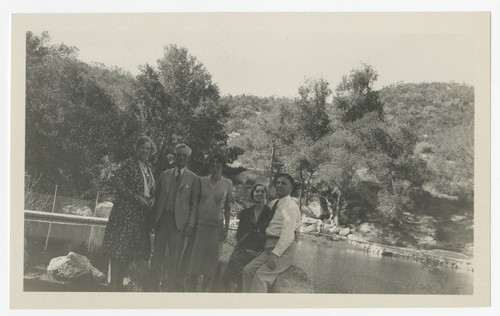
241,239,297,293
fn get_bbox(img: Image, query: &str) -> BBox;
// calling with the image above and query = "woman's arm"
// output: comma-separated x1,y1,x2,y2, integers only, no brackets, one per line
185,175,200,237
221,179,233,241
235,208,248,242
114,159,141,204
258,205,273,233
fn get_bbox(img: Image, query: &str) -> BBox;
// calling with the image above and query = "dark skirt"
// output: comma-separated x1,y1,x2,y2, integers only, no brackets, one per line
222,248,259,289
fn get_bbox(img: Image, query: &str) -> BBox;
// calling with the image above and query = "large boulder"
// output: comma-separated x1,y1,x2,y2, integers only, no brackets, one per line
300,201,322,218
358,222,372,233
328,226,340,234
451,215,466,222
270,265,314,293
464,243,473,257
62,204,93,217
95,201,113,218
47,252,106,283
339,227,351,236
300,224,317,234
301,216,319,225
234,170,267,186
218,243,314,293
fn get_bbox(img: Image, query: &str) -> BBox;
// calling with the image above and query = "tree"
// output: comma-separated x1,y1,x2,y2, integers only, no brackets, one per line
25,33,240,198
285,137,332,209
334,63,384,123
87,63,136,110
324,65,430,227
315,130,366,224
431,124,474,201
296,78,332,141
135,44,234,176
157,45,219,106
345,112,430,226
133,63,174,174
257,98,299,189
25,31,129,195
281,78,333,207
379,81,474,204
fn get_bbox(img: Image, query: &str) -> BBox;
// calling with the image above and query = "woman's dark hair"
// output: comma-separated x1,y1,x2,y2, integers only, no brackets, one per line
274,172,295,190
208,153,227,168
250,183,268,201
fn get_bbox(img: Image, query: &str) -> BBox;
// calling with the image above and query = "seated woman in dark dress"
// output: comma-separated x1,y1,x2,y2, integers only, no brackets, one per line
221,183,273,292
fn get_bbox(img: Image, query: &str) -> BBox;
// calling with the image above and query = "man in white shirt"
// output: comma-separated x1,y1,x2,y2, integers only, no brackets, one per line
242,173,301,292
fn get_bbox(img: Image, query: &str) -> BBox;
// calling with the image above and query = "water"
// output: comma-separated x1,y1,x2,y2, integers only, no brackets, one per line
25,217,473,294
294,239,473,294
25,219,109,274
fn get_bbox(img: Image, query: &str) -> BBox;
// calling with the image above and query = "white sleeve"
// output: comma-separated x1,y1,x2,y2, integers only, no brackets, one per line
271,201,300,257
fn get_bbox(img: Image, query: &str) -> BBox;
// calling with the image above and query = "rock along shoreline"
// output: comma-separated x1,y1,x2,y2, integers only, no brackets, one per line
297,232,474,273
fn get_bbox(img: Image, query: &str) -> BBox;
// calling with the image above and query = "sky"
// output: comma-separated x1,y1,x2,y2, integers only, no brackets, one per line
22,12,483,98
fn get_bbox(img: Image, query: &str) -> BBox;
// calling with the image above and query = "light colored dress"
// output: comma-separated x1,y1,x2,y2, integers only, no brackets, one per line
187,176,232,278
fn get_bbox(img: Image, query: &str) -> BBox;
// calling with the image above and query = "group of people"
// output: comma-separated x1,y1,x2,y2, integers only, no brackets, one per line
102,136,301,293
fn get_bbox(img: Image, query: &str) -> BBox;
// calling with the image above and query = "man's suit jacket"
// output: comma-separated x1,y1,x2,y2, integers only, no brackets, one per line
153,168,200,231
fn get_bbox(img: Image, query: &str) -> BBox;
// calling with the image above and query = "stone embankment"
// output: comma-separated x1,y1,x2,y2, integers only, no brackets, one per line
299,216,474,273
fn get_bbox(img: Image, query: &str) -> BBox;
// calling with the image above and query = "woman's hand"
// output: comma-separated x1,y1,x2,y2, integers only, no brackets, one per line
138,196,150,209
246,249,259,256
150,215,157,233
183,224,194,238
148,198,155,208
220,228,228,242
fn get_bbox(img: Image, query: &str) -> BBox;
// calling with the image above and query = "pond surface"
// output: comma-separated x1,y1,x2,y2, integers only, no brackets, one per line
25,217,473,294
294,239,473,294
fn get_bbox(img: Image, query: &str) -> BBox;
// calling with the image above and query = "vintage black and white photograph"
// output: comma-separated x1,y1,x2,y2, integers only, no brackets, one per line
10,11,491,308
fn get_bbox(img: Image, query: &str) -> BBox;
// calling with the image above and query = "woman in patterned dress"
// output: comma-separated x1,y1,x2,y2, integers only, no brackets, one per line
221,183,272,292
186,154,233,292
103,136,156,291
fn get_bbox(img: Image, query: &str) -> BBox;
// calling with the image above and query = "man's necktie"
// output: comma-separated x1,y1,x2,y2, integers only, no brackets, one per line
175,169,181,183
269,199,279,219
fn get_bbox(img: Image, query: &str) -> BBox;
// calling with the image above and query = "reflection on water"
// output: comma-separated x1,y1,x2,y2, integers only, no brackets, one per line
294,239,473,294
25,216,473,294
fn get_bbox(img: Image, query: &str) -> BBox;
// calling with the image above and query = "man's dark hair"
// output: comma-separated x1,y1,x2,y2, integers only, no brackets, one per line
274,173,295,191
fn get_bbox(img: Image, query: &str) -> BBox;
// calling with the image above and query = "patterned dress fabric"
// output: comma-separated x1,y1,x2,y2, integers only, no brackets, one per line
103,157,154,263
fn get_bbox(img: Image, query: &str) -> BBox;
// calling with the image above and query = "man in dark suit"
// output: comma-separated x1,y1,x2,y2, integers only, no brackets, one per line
148,143,200,291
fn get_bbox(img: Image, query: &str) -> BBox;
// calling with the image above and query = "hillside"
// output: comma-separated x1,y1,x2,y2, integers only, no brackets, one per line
379,82,474,137
379,82,474,200
222,81,474,254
